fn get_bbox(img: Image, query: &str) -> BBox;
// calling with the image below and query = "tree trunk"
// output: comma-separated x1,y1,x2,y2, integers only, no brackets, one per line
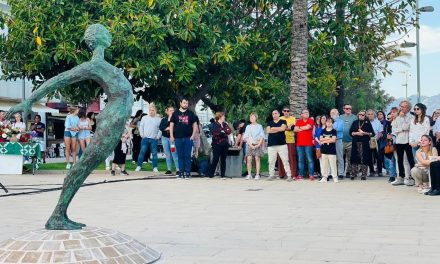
334,0,346,111
335,80,344,111
289,0,308,118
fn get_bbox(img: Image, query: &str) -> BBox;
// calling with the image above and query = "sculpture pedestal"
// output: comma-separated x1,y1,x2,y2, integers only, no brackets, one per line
0,226,161,263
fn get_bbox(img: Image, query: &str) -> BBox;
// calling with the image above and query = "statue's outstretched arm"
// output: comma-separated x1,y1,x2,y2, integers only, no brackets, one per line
6,65,90,119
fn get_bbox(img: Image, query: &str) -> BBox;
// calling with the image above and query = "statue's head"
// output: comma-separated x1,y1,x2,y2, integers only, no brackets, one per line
84,24,112,50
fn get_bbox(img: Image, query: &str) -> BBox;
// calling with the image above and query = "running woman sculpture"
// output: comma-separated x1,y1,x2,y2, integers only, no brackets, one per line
7,24,133,230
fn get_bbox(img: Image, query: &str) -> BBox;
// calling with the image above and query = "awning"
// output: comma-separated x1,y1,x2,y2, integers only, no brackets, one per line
0,99,59,113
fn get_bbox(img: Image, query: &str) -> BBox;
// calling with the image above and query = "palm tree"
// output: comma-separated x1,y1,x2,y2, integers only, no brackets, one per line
289,0,308,117
376,44,412,75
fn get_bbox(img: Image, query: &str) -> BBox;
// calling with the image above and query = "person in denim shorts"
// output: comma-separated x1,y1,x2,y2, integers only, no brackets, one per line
64,107,80,169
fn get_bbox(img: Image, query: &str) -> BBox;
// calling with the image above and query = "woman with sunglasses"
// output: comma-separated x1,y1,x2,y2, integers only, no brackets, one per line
349,110,375,180
409,103,430,159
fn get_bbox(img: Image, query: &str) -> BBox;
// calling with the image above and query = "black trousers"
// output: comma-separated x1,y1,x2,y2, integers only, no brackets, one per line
377,148,385,174
430,161,440,190
368,148,378,174
395,143,415,177
210,144,229,177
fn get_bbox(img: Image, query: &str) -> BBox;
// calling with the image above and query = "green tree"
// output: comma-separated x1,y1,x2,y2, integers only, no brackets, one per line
0,0,288,111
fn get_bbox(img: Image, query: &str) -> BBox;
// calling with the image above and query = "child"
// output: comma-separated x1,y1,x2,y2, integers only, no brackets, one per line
319,117,338,183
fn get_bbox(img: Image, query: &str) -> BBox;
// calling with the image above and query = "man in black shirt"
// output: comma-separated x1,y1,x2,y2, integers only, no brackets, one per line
31,114,47,163
266,109,292,181
170,98,198,179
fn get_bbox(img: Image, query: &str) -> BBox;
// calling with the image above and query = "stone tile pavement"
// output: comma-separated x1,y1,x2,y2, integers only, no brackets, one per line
0,173,439,263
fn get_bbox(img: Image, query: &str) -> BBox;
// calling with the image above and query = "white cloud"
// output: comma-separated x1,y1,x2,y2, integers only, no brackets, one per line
396,25,440,55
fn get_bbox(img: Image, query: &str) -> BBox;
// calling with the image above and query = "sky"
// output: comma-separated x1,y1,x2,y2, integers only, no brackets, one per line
381,0,440,98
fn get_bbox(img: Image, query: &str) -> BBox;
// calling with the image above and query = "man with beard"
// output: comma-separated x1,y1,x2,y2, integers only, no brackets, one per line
170,98,199,179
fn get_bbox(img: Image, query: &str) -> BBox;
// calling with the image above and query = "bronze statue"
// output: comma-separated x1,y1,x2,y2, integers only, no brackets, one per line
7,24,134,230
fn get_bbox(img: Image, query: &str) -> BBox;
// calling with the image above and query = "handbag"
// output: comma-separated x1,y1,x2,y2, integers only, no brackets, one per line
369,137,377,149
384,140,394,155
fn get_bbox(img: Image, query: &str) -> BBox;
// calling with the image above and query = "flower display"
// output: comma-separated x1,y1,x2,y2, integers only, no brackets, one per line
0,121,31,143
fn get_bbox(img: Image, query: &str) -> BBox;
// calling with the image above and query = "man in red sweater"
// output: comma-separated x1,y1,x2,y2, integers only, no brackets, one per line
294,109,315,180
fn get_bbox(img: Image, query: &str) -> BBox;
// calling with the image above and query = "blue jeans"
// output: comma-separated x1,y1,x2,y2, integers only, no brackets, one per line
384,154,397,177
411,146,419,160
137,138,158,168
175,137,193,175
296,146,314,176
161,137,179,171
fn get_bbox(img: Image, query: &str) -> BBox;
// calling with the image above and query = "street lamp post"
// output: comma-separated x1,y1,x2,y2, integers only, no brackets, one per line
400,1,434,103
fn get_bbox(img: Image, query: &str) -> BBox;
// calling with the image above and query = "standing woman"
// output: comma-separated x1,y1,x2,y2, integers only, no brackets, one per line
12,113,26,139
349,110,375,180
78,108,92,156
243,113,265,180
86,112,96,134
409,103,430,158
159,106,179,175
130,110,143,164
64,107,80,169
192,117,202,158
314,115,326,178
208,112,232,179
111,122,131,176
376,111,389,177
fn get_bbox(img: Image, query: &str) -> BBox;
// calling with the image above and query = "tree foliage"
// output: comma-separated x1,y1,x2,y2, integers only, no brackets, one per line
0,0,415,114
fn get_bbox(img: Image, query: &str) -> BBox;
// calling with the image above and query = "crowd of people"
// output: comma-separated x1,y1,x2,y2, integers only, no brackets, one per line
3,97,440,195
250,100,440,196
52,98,440,196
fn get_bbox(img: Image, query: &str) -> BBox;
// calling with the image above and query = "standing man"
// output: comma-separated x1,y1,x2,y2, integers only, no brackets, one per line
266,109,292,181
341,104,357,178
294,109,315,180
330,109,344,180
391,99,415,186
367,110,383,176
277,106,297,180
31,114,47,163
135,104,162,173
170,98,198,179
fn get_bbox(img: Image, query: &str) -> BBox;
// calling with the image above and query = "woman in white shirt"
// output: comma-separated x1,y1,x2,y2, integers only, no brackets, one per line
243,112,265,180
12,113,26,139
411,135,438,193
409,103,430,158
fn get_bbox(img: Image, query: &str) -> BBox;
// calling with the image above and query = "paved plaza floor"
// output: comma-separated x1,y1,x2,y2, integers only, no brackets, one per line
0,173,439,263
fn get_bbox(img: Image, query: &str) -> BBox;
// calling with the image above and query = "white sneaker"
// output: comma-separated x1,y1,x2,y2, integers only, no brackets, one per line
135,166,141,172
391,177,404,186
319,178,327,183
404,178,415,186
286,177,293,182
66,163,71,170
254,175,260,180
266,176,276,181
153,168,159,173
245,175,251,180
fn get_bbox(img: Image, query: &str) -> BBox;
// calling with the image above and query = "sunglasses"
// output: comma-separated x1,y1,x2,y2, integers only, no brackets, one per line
358,114,365,116
344,108,352,110
414,107,420,111
283,110,290,112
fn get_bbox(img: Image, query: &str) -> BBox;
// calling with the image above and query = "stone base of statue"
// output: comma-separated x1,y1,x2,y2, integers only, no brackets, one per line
0,226,161,263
